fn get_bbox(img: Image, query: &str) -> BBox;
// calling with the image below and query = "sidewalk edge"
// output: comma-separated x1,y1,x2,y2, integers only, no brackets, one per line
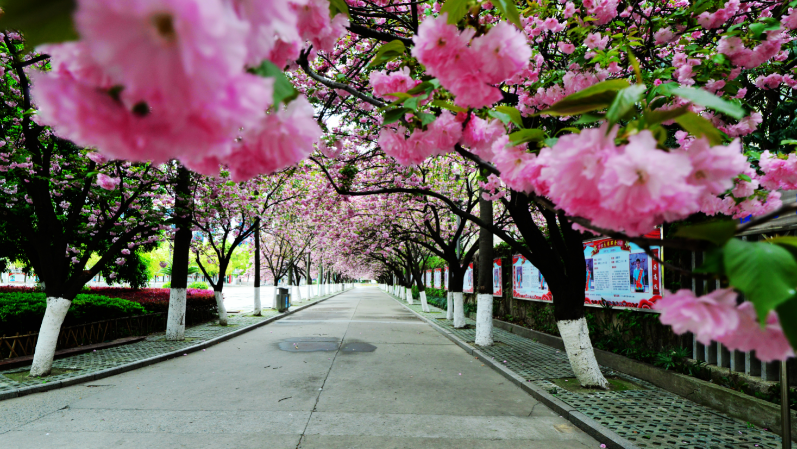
0,289,350,402
386,291,641,449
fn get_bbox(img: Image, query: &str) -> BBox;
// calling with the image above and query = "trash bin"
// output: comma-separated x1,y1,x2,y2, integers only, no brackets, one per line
276,287,290,312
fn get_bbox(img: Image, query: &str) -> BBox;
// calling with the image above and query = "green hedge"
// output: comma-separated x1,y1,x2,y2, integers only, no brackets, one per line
0,293,149,335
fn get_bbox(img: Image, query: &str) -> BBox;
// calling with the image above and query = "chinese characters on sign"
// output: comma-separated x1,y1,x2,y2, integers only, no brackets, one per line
513,230,662,310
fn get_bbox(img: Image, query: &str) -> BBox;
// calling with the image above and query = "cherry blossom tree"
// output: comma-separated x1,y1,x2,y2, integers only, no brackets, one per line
0,33,171,376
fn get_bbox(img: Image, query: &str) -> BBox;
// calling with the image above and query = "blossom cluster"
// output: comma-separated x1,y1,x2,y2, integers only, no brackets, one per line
32,0,337,180
656,289,793,361
411,15,531,109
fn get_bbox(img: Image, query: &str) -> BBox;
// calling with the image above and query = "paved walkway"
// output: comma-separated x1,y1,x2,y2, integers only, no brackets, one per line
0,286,598,448
396,294,791,449
0,289,330,397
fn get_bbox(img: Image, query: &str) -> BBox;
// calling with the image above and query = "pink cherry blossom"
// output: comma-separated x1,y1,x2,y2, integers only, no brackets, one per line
599,132,700,235
190,96,322,181
655,288,740,344
539,124,619,223
584,32,609,50
74,0,249,106
461,115,507,160
654,27,676,44
411,15,473,77
229,0,300,67
685,138,747,195
759,151,797,190
470,22,531,84
491,137,546,195
557,42,576,54
293,0,349,53
425,112,462,153
717,302,794,362
96,173,121,190
370,67,420,100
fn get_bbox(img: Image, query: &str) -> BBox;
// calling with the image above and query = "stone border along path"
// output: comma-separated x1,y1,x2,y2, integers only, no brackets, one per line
387,291,792,449
0,288,351,402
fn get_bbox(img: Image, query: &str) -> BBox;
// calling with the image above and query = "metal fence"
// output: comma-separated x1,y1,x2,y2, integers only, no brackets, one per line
0,313,165,360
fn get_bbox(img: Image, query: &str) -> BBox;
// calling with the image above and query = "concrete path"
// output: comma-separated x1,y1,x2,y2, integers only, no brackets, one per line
0,286,598,448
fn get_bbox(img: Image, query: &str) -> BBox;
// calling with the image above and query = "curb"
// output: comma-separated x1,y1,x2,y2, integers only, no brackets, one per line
0,289,351,402
386,291,640,449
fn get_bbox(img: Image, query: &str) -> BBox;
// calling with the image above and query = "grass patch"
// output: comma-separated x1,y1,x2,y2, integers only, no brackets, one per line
2,368,76,383
549,376,645,393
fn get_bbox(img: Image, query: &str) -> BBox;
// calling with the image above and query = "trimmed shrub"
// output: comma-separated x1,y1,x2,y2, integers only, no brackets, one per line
0,287,218,334
0,293,149,335
162,282,171,288
188,281,209,289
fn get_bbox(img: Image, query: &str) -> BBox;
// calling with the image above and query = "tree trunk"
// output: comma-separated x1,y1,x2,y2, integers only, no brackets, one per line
419,291,429,312
446,291,453,320
557,317,609,389
166,288,187,340
406,286,413,305
452,292,465,328
253,218,262,316
475,191,494,346
215,290,228,326
30,297,71,376
167,164,191,340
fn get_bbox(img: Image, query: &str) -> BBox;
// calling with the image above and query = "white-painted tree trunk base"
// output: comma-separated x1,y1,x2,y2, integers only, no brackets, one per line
475,293,494,346
446,292,454,320
406,287,414,305
452,292,466,328
253,287,261,316
166,288,187,340
557,318,610,389
30,297,71,377
215,291,228,326
420,291,430,312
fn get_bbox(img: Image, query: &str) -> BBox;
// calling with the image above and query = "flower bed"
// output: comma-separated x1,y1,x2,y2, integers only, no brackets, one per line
0,292,149,335
0,287,218,333
86,287,218,326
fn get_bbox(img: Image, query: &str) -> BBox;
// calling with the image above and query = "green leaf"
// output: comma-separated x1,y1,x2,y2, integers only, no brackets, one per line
738,173,752,182
509,128,545,146
645,106,689,126
674,112,723,146
536,79,630,116
724,239,797,324
775,297,797,354
494,105,524,127
366,40,406,69
430,100,466,113
568,79,632,100
328,0,350,18
487,110,513,126
250,60,298,106
665,86,746,120
675,220,737,246
492,0,523,28
544,137,559,147
606,84,646,124
537,91,617,116
439,0,470,24
418,112,436,126
406,79,438,95
0,0,78,47
573,113,605,125
383,108,410,125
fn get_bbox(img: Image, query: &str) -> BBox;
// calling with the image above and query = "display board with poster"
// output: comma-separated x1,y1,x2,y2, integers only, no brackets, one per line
463,263,474,293
444,267,449,290
425,270,433,288
434,268,442,289
493,258,502,296
513,230,663,310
